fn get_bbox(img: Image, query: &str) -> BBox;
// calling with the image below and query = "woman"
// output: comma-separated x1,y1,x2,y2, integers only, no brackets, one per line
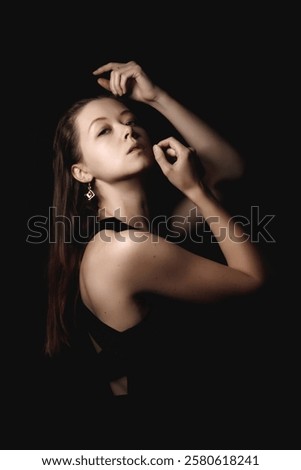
46,61,266,402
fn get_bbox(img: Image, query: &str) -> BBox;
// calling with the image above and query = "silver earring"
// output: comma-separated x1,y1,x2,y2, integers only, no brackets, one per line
84,182,95,201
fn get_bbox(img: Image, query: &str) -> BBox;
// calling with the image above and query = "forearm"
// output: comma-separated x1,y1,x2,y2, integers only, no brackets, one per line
149,90,244,185
186,184,266,282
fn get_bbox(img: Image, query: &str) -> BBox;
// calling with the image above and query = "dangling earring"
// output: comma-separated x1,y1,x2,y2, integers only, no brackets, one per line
84,182,95,201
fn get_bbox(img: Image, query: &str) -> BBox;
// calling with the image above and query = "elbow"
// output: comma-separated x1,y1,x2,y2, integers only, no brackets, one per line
209,150,246,188
226,150,246,181
252,277,265,292
248,270,268,294
233,157,246,180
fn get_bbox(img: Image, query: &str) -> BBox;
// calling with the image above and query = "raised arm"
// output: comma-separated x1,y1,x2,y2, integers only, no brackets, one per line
152,137,266,284
93,61,244,190
88,137,266,306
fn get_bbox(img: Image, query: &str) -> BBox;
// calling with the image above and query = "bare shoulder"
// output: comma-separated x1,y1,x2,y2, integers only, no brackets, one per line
81,228,158,271
83,228,159,254
80,226,258,303
80,227,178,284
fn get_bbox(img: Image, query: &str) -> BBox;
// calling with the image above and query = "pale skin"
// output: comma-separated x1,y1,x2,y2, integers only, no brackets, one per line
71,62,266,395
93,61,245,224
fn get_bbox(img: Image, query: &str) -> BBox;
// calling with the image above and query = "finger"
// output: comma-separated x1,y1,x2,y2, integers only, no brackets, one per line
97,77,111,91
153,145,171,175
92,62,124,75
157,137,188,154
111,70,123,96
166,148,177,157
94,62,142,96
117,65,143,94
109,72,116,96
116,61,142,77
166,148,178,164
120,73,128,94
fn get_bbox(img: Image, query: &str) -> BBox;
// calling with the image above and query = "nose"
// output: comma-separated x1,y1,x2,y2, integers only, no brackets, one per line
123,125,138,140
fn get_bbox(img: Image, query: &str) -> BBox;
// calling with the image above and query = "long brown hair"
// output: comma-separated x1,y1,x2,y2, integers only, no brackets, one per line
45,96,106,356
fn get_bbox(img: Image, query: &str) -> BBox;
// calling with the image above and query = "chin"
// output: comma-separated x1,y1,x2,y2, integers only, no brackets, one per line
136,150,154,165
141,155,155,171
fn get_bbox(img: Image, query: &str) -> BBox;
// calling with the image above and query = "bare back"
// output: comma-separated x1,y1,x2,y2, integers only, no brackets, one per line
79,218,150,332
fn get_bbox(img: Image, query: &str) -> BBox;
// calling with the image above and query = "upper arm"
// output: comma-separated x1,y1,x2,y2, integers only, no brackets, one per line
111,231,261,303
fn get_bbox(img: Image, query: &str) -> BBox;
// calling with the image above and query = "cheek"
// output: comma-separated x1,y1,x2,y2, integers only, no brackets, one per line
139,132,152,152
83,143,109,170
87,147,124,181
91,156,118,178
141,131,151,145
143,143,155,160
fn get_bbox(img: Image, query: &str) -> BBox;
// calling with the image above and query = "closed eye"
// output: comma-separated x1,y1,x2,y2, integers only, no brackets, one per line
125,119,139,126
97,128,111,136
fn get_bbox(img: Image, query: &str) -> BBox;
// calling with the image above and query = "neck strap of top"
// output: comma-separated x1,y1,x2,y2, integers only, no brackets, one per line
96,217,136,234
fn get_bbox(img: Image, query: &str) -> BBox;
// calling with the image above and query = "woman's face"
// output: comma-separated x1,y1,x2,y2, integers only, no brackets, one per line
75,98,154,184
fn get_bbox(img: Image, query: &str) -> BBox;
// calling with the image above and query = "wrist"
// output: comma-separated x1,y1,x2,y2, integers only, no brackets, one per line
147,88,170,110
185,182,213,207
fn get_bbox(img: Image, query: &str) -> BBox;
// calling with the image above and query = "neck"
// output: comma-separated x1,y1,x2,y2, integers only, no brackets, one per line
97,177,150,231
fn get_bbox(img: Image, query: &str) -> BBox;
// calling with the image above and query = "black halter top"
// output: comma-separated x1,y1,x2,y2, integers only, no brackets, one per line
78,217,152,394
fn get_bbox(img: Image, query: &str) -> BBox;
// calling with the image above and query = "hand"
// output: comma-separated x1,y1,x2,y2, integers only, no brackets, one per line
92,61,160,103
153,137,203,196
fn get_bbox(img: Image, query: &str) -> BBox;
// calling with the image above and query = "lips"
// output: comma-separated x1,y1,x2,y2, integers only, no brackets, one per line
127,143,144,154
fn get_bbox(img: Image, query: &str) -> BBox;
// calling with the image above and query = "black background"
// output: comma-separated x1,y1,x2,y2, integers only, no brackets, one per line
6,5,298,450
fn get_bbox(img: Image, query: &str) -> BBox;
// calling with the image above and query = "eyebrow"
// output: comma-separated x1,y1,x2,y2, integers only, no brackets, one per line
88,109,133,132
